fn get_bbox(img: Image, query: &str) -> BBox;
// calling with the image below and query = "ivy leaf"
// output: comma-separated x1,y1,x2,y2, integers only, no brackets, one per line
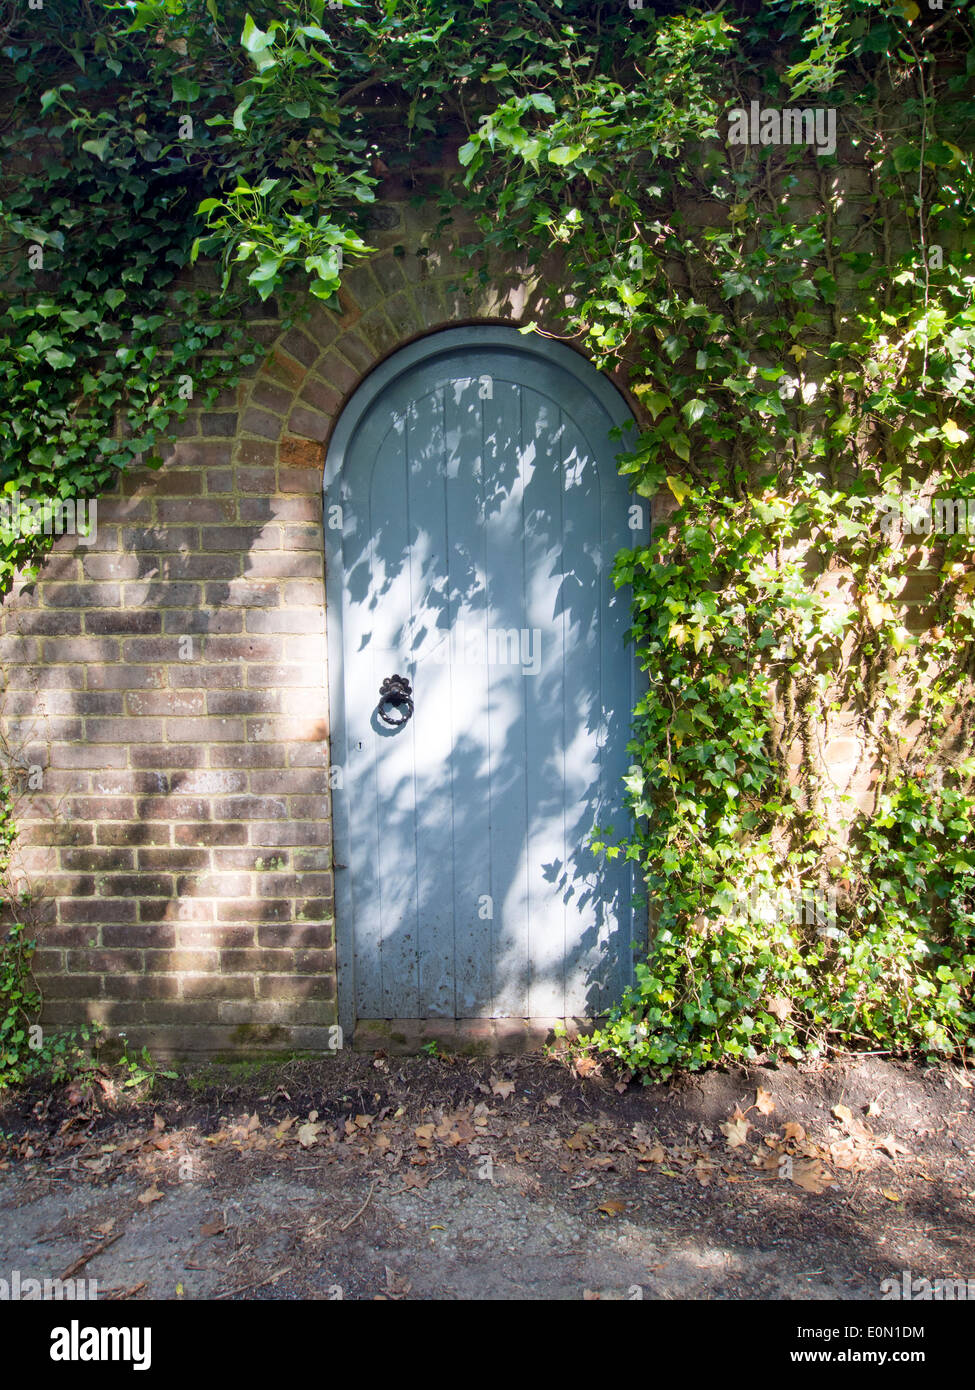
241,13,273,53
171,75,200,102
81,137,110,162
682,399,708,426
548,144,585,165
666,476,691,506
40,85,72,114
233,95,255,131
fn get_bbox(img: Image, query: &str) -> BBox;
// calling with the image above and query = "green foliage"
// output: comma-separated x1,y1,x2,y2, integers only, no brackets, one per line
2,0,975,1077
444,0,975,1072
0,918,103,1089
116,1036,178,1092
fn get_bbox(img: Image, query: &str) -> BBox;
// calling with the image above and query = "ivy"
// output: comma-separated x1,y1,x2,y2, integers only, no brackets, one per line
2,0,975,1077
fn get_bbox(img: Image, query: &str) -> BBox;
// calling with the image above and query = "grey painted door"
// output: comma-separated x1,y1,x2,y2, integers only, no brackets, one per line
325,328,639,1028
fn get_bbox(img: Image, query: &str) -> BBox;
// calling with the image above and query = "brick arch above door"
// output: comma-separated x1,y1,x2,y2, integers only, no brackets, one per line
232,228,641,491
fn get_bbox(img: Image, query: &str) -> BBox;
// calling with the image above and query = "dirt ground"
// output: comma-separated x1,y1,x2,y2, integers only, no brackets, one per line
1,1050,973,1301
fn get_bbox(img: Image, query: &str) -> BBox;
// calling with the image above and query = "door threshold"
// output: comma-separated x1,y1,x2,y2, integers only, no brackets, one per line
352,1017,591,1055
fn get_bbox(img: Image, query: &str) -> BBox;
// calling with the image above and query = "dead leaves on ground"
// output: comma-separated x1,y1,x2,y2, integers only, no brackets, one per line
5,1070,918,1218
628,1089,914,1202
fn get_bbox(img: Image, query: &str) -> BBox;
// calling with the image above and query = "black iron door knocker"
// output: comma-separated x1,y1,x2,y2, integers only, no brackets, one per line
376,674,413,727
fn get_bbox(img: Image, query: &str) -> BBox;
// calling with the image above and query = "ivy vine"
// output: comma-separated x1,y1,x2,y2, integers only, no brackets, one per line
1,0,974,1077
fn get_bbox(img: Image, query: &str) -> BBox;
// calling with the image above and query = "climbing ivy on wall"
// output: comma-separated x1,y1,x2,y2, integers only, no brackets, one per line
449,0,975,1071
2,0,974,1075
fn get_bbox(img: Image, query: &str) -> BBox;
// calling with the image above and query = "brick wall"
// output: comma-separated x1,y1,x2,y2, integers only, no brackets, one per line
0,198,580,1056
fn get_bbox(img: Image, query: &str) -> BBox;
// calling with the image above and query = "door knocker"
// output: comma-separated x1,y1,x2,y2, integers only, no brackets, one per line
376,674,414,727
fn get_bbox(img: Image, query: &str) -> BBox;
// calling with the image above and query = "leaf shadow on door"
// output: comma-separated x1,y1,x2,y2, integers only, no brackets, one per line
340,367,634,1022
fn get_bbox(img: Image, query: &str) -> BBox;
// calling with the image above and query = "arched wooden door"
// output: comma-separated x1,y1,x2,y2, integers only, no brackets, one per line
324,326,640,1037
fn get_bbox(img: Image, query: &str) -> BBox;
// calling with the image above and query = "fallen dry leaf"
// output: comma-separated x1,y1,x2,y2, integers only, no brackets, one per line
200,1220,225,1238
297,1122,322,1149
877,1134,912,1160
597,1199,626,1216
790,1159,832,1194
137,1185,163,1206
720,1110,751,1149
881,1188,902,1203
828,1138,859,1171
490,1078,516,1100
754,1087,775,1116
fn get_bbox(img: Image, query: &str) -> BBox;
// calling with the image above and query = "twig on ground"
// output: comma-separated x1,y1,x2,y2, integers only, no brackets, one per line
338,1180,376,1232
60,1231,124,1279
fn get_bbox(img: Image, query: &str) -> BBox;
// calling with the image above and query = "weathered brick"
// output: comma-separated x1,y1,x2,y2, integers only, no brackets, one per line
162,608,243,635
256,974,333,1000
97,822,171,845
166,716,246,742
257,923,333,949
208,743,287,768
245,608,323,634
86,718,165,743
139,898,214,922
240,497,322,524
85,609,162,635
279,435,326,469
244,552,323,579
10,610,82,636
251,379,293,414
60,847,135,872
126,690,205,717
207,689,281,715
145,466,206,492
235,439,277,467
250,819,327,845
59,897,138,923
43,974,104,1000
177,925,255,949
278,467,322,495
280,327,319,367
241,407,283,440
43,582,121,607
138,847,210,871
175,822,248,846
206,580,280,608
156,499,236,524
130,743,207,768
136,797,211,820
263,349,307,391
217,899,290,922
121,527,199,552
236,466,278,493
86,664,167,690
182,976,255,1001
288,406,331,442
